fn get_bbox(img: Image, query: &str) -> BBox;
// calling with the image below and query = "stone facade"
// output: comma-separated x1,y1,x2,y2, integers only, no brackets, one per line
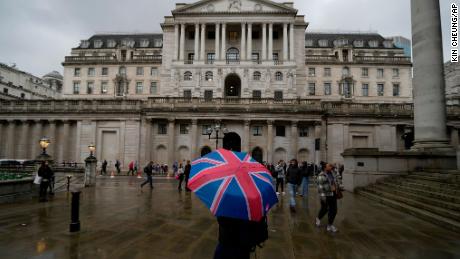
0,63,62,100
445,61,460,105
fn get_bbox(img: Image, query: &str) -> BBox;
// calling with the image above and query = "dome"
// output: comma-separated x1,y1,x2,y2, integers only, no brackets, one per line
43,71,63,80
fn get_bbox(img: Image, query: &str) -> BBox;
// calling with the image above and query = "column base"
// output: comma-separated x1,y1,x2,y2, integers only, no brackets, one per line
411,139,455,152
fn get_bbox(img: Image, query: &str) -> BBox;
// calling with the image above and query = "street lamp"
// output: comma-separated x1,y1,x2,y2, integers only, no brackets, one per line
206,122,228,149
88,143,96,158
39,137,50,155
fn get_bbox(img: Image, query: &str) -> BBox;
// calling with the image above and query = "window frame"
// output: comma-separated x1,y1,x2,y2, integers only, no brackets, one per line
252,126,263,136
275,125,286,137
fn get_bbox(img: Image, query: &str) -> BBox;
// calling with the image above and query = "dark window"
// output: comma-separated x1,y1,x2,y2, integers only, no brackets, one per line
274,91,283,101
252,30,260,39
20,93,25,99
208,31,215,39
204,90,213,101
207,53,215,64
188,31,195,39
299,127,309,137
276,126,285,137
158,123,167,135
252,90,262,99
252,126,263,136
101,67,108,76
252,53,260,62
3,88,8,94
180,124,189,134
188,53,194,62
184,71,193,81
393,84,400,96
184,90,192,99
273,31,279,39
253,71,261,81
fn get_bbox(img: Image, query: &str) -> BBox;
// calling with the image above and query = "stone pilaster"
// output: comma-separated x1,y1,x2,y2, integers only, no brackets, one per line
291,121,298,159
283,23,288,61
241,23,246,61
5,120,16,158
58,120,70,163
174,24,179,61
267,120,274,163
200,24,206,61
191,119,198,159
194,23,200,61
221,23,227,61
247,23,252,61
180,23,186,61
268,23,273,61
243,120,250,152
16,120,29,159
215,23,220,61
290,23,295,61
262,23,267,61
167,118,176,169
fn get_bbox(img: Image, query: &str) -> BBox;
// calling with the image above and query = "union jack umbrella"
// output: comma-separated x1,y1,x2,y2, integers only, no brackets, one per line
188,148,278,221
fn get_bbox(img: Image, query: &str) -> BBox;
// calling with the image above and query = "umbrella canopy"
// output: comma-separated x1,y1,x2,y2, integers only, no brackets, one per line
188,148,278,221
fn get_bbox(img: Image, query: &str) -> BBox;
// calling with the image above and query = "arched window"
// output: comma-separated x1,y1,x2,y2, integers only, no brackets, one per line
253,71,261,81
205,71,213,81
275,71,283,81
226,47,240,61
184,71,192,81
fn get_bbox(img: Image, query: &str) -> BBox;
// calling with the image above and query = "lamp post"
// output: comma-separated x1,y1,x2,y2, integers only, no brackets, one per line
88,143,96,158
206,122,228,150
36,136,53,164
84,143,97,187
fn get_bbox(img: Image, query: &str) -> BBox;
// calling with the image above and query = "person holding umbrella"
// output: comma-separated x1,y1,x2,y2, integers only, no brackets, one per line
187,148,278,259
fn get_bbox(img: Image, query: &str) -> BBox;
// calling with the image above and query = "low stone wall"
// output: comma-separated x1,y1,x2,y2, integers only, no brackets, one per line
342,148,458,192
0,178,36,203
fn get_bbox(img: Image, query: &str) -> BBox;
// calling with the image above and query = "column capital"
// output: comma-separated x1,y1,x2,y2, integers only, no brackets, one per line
191,119,198,125
267,120,274,126
244,119,251,126
168,118,175,123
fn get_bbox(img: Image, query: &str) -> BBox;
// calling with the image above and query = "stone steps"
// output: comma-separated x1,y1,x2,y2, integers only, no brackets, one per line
380,181,460,203
357,171,460,232
358,190,460,232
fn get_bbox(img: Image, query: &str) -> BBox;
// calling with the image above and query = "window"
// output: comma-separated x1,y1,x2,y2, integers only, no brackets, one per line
362,84,369,96
101,81,108,94
377,68,384,78
188,53,195,62
393,83,400,96
88,68,95,76
87,81,94,94
202,125,211,135
353,40,364,47
205,71,213,81
252,31,260,39
206,53,215,63
107,40,116,48
153,39,163,47
20,93,25,99
73,82,80,94
204,90,213,101
275,126,285,137
324,68,331,77
74,68,81,77
180,124,189,134
275,71,283,81
252,90,262,99
369,40,379,48
333,39,348,47
101,67,108,76
188,31,195,40
272,53,279,61
151,67,158,76
362,68,369,77
305,39,314,47
273,31,279,39
119,66,126,75
252,126,263,136
136,82,143,94
342,67,350,76
150,82,157,94
308,83,316,95
318,39,328,47
274,91,283,101
183,90,192,99
252,53,260,62
184,71,192,81
393,68,400,78
308,68,316,77
229,31,238,41
140,39,150,48
158,124,167,135
3,88,8,94
377,84,385,96
136,67,144,76
207,31,215,39
324,83,331,95
226,48,239,61
253,71,261,81
299,127,309,137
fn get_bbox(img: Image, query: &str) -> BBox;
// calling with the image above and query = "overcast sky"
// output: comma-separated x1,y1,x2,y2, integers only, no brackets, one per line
0,0,454,76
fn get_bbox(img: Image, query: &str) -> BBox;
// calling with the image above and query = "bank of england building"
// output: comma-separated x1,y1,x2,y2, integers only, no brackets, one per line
1,0,459,170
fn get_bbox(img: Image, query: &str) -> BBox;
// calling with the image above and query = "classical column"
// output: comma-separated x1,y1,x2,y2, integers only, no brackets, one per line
215,23,220,60
47,121,57,159
30,120,42,159
241,23,246,61
16,120,29,159
0,122,4,158
262,23,267,61
267,120,274,163
191,119,198,159
291,121,298,160
247,23,253,60
411,0,451,150
283,23,288,61
180,23,186,61
167,118,176,170
243,120,250,153
268,23,273,61
58,121,70,162
174,24,180,60
320,120,328,162
289,23,295,61
5,121,16,158
451,128,459,147
314,122,322,165
200,24,206,61
194,23,200,62
221,23,227,61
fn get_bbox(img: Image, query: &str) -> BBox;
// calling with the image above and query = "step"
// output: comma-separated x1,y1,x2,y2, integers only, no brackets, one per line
388,177,460,191
363,187,460,221
380,181,460,203
358,190,460,232
388,180,460,196
372,185,460,212
405,174,460,184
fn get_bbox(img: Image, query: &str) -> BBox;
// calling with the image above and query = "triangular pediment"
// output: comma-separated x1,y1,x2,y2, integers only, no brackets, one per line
173,0,297,14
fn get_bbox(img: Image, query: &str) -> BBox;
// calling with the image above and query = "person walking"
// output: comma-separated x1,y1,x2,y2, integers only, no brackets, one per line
115,159,121,175
101,160,108,175
37,161,53,202
274,160,285,195
299,161,311,197
286,159,301,212
134,160,139,175
127,161,135,176
177,163,185,190
184,160,191,192
315,163,343,233
141,161,154,189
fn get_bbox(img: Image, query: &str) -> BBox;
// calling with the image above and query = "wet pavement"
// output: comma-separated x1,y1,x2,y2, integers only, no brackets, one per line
0,177,459,259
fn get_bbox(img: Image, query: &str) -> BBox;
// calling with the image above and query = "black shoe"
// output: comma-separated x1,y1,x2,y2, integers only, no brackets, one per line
290,206,296,213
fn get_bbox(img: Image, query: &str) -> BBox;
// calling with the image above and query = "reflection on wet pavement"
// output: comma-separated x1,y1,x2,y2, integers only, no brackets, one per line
0,177,459,259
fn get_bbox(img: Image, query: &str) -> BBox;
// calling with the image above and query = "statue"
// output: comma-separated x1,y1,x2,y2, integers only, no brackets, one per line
228,0,241,11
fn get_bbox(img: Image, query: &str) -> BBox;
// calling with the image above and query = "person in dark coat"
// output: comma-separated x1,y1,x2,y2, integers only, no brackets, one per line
140,161,154,189
299,161,311,197
184,160,192,191
101,160,108,175
38,161,53,202
115,159,121,175
286,159,301,212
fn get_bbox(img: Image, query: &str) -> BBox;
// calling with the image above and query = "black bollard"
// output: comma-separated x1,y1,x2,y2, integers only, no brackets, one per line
69,191,81,232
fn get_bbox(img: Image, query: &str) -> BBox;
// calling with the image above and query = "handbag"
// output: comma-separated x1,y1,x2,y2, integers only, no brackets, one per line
33,175,42,185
